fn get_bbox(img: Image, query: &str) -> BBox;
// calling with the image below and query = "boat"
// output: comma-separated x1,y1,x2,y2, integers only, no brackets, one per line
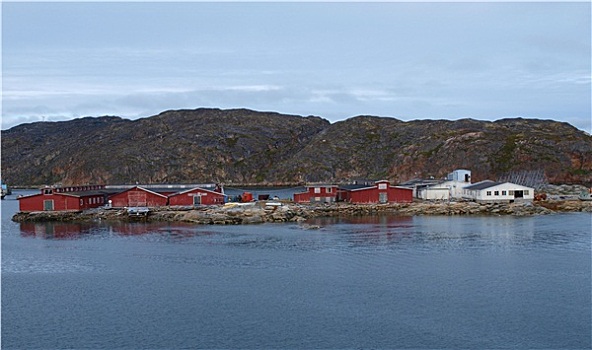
127,206,150,217
578,190,592,201
1,181,9,200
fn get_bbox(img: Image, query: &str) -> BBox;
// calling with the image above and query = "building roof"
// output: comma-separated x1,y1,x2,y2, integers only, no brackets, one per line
169,186,226,197
339,184,372,190
399,178,442,186
67,189,122,197
463,180,501,191
108,186,168,198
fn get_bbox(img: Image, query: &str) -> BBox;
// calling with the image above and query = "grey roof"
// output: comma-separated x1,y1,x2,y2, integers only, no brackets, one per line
400,178,442,186
463,180,501,191
57,189,122,197
339,184,373,190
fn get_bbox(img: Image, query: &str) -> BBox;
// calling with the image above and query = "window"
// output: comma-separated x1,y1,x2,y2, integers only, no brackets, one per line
327,187,332,193
524,190,529,195
494,191,499,196
486,191,491,196
502,191,507,195
314,187,321,194
378,183,387,190
509,190,514,195
43,200,54,211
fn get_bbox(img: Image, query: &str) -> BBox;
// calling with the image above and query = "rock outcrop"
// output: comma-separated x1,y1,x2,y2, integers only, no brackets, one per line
2,108,591,186
12,200,592,224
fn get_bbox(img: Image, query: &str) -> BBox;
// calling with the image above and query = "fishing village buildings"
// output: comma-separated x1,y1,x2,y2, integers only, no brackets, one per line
16,169,535,213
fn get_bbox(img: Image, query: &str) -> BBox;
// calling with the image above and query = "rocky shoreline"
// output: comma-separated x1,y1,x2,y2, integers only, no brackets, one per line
11,199,592,225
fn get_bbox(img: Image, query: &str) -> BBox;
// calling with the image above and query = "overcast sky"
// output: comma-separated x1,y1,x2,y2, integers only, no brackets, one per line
2,2,591,131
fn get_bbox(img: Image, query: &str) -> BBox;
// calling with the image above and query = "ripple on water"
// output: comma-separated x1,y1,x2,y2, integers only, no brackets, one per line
1,255,101,274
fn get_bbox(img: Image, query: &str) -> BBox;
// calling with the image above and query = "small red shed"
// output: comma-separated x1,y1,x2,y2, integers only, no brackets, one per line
17,186,108,212
293,185,339,203
168,186,226,206
340,180,413,204
108,186,168,207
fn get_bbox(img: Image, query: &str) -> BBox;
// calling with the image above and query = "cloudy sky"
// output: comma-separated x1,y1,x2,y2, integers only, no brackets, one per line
2,1,591,131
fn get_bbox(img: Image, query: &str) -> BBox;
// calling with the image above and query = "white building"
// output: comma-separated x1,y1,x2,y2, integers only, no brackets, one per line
419,186,451,200
419,169,472,200
462,180,534,202
446,169,471,183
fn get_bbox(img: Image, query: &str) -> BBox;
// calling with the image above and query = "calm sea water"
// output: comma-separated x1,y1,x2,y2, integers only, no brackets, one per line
2,190,591,349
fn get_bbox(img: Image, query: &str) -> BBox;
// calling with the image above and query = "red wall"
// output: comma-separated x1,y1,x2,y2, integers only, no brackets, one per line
18,193,106,212
347,186,413,204
294,186,338,203
79,195,106,209
109,187,167,207
18,193,81,212
168,188,225,206
389,187,413,203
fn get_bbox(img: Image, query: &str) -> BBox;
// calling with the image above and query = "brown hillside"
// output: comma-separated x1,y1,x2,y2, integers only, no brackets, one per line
1,108,591,186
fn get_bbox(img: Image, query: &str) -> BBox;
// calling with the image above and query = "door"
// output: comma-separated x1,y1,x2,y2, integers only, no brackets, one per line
193,195,201,206
43,200,54,211
514,190,524,199
379,192,388,204
128,192,147,207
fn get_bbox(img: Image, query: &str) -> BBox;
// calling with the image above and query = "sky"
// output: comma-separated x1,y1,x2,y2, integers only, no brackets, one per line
2,1,591,132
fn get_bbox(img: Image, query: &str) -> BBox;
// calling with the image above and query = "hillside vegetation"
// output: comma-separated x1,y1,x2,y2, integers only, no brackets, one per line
2,108,591,186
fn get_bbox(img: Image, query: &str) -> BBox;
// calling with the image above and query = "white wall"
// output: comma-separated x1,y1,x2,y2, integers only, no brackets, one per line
420,187,450,200
440,180,470,198
468,182,534,202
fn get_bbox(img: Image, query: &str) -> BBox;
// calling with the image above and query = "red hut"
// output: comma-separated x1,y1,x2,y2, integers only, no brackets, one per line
168,186,226,206
17,186,109,212
293,185,339,203
340,180,413,204
108,186,168,208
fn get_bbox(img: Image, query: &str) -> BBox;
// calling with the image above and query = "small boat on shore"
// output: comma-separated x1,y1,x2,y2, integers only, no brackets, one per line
127,206,150,217
578,190,592,201
1,182,10,200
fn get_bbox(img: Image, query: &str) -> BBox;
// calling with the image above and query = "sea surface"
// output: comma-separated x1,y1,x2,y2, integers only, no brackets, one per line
2,190,591,349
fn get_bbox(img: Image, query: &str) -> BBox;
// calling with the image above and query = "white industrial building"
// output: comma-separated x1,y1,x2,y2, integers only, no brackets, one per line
418,169,472,200
462,180,534,202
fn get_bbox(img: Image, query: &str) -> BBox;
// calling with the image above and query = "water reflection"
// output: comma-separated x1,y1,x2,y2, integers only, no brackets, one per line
20,222,96,239
19,221,213,240
16,213,572,251
308,215,414,226
416,216,535,246
305,215,538,249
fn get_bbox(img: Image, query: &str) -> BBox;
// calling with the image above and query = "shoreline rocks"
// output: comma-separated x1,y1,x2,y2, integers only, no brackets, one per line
11,199,592,224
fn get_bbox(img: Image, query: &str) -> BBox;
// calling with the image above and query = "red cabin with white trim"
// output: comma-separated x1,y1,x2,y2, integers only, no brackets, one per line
108,186,168,207
293,185,339,203
340,180,413,204
17,186,108,212
168,186,226,206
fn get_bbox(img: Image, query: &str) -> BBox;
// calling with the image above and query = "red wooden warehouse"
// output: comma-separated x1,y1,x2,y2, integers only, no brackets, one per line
17,186,110,212
108,186,168,207
293,185,339,203
339,180,413,204
168,186,226,206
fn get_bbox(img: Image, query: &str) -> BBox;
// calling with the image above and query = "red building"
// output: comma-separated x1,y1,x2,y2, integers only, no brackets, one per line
108,186,168,207
293,185,339,203
168,186,226,206
339,180,413,204
17,186,111,212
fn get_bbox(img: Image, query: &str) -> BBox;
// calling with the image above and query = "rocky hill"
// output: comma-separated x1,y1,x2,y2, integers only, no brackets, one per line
2,108,591,187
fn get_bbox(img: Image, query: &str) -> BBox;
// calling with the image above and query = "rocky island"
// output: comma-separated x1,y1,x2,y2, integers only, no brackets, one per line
12,198,592,225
